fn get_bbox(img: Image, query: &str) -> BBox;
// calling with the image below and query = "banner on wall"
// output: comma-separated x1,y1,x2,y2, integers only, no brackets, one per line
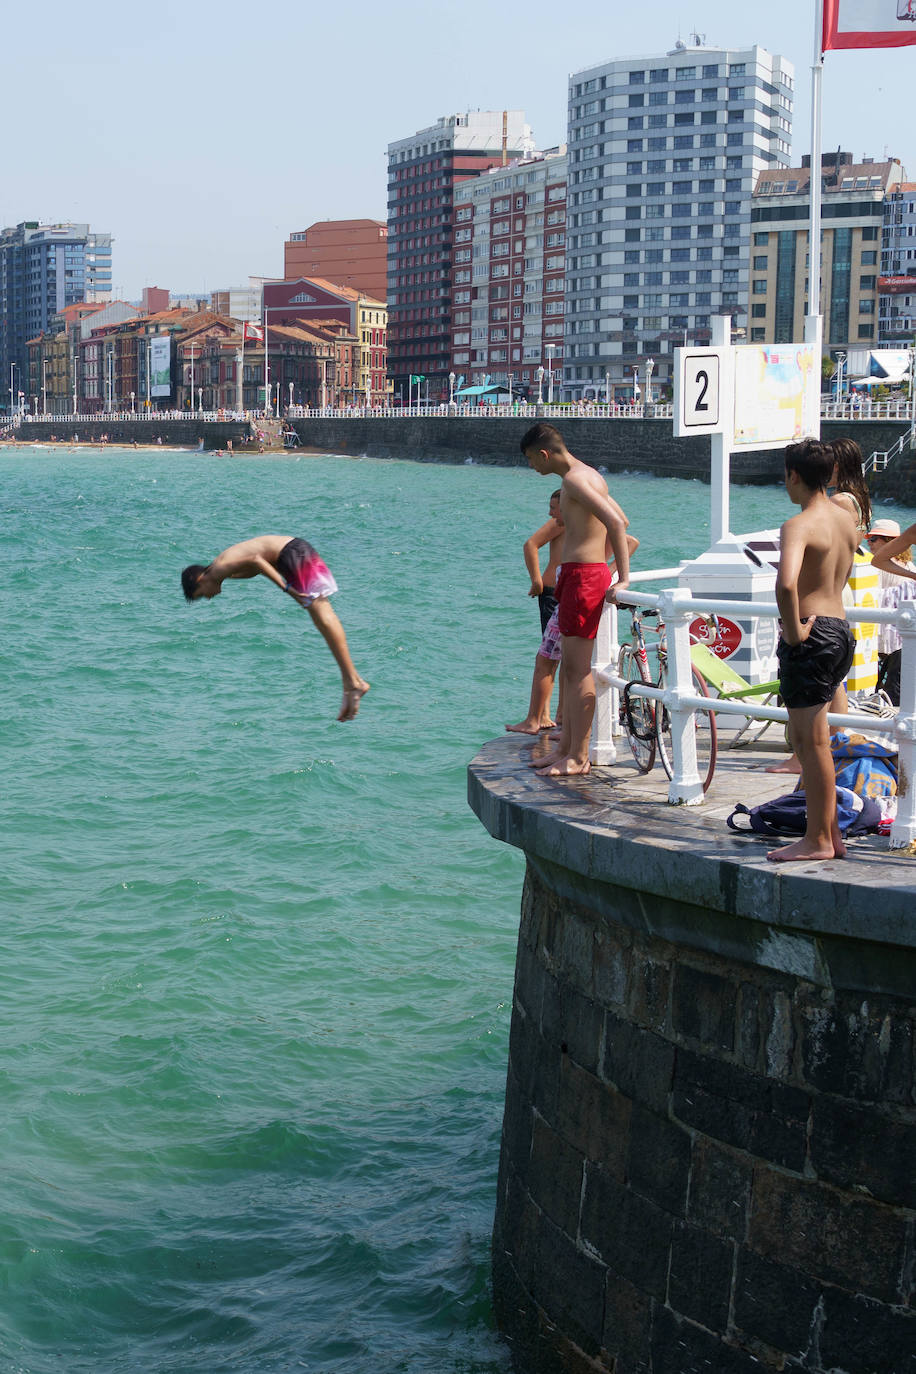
150,335,171,397
823,0,916,49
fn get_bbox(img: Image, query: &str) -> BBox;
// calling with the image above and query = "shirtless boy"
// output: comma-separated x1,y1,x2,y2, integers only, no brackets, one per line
520,423,630,776
768,440,857,863
181,535,370,721
506,490,565,734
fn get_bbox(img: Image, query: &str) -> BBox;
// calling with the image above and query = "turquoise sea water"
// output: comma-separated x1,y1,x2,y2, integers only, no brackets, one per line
2,445,913,1374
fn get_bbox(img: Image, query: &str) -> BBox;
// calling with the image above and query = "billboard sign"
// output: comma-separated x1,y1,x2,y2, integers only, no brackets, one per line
150,335,171,397
732,344,820,451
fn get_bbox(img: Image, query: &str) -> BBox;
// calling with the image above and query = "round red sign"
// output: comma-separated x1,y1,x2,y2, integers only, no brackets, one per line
689,615,742,660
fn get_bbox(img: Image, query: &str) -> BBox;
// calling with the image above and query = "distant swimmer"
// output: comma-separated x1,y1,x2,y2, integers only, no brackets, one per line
181,535,370,721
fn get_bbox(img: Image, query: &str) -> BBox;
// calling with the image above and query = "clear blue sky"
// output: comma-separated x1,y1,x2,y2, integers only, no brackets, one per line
3,0,913,299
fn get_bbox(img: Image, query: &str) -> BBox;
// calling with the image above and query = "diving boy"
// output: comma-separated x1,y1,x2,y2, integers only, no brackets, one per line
520,423,630,776
181,535,370,721
768,439,857,862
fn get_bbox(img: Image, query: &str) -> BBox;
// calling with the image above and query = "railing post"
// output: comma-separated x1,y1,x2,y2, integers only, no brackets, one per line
659,588,703,805
890,600,916,849
590,600,619,765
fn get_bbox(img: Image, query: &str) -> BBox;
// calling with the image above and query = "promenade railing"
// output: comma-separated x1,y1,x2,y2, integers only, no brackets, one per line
592,582,916,850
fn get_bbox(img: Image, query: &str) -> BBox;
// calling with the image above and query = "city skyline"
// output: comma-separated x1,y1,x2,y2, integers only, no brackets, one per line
2,0,915,299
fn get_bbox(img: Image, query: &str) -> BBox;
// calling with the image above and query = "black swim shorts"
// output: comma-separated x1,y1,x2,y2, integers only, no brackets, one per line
777,616,855,710
538,586,558,634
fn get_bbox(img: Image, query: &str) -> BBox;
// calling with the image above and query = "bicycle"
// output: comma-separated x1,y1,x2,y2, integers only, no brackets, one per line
617,607,717,792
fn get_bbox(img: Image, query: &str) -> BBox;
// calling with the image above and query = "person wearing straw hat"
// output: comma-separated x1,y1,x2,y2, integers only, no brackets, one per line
867,518,915,704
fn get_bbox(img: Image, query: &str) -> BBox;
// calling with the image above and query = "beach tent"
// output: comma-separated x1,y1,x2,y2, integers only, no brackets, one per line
455,383,503,397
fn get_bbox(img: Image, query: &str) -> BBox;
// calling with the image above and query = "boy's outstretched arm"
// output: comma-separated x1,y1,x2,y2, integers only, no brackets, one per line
523,517,563,595
870,522,916,580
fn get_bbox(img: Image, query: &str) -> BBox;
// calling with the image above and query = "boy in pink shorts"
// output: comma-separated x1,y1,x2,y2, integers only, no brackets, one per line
520,423,631,776
181,534,370,721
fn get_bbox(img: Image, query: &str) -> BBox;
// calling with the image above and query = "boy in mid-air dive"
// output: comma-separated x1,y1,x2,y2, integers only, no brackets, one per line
520,423,631,776
181,535,370,721
768,439,857,863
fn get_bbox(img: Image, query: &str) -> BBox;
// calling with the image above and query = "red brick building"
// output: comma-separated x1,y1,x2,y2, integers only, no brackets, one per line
284,220,387,301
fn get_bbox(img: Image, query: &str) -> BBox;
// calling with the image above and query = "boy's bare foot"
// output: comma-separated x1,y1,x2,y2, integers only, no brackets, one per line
766,837,846,863
765,757,802,774
528,748,564,769
338,680,370,721
505,718,555,734
547,725,563,740
535,755,591,777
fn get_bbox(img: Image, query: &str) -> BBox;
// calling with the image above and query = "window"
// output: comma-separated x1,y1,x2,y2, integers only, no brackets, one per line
702,64,719,77
628,116,645,129
753,255,768,269
753,279,767,293
673,180,691,194
861,250,877,265
860,275,876,290
650,68,668,81
674,113,695,126
701,88,718,101
674,90,693,104
752,303,766,318
859,299,874,314
649,91,668,105
857,324,874,338
648,114,667,128
676,66,696,78
754,232,768,246
751,328,766,341
628,94,645,107
862,226,878,241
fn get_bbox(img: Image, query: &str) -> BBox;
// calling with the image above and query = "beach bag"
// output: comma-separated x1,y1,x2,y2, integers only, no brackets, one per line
830,730,897,800
727,787,881,839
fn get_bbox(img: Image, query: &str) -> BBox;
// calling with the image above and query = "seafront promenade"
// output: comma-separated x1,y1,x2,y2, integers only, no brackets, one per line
6,405,915,499
469,725,916,1374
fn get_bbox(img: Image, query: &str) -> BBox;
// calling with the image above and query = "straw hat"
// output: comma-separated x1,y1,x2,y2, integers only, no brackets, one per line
867,519,900,538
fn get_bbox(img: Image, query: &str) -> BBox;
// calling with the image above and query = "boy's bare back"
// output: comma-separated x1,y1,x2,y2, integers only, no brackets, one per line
559,460,627,564
779,501,857,619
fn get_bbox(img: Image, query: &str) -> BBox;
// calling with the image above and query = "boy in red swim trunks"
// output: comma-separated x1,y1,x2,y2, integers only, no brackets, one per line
520,423,631,776
181,535,370,721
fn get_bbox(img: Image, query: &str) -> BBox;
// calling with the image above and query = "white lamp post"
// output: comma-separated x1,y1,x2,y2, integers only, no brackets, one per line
632,365,640,404
130,391,135,414
198,387,203,414
9,362,14,417
545,343,555,405
507,372,514,407
448,371,456,405
288,381,294,412
42,359,48,415
106,351,114,412
645,356,655,407
537,366,545,404
605,372,611,406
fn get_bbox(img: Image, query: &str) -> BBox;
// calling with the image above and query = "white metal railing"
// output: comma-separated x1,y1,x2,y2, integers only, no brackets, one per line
10,399,913,425
820,399,915,421
591,583,916,851
863,428,915,473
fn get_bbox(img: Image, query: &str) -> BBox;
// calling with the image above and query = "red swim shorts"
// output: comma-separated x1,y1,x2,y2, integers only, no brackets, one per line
556,562,612,639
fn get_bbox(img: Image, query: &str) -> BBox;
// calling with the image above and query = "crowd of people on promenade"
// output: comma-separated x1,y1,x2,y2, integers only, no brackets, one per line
504,422,913,863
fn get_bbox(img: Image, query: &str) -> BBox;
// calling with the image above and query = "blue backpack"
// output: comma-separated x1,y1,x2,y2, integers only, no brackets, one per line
727,787,881,839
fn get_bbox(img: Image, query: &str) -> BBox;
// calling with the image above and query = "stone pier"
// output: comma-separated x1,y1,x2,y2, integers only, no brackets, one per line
468,734,916,1374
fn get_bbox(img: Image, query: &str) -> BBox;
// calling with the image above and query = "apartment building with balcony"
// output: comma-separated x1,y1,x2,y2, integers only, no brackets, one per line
748,154,902,352
387,110,534,402
564,41,793,401
450,147,567,400
880,181,916,344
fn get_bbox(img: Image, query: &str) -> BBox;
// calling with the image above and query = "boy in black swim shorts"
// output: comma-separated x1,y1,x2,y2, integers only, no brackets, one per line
768,440,858,864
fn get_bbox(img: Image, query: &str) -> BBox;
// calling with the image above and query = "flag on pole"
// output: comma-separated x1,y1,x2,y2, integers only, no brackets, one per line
409,374,425,383
243,322,264,342
823,0,916,49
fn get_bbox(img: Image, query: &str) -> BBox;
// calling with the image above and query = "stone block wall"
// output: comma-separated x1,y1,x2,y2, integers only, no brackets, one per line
494,860,915,1374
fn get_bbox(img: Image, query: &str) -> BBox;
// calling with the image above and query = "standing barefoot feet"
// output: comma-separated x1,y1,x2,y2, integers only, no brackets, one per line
766,836,845,863
506,718,555,734
535,755,591,777
338,680,371,721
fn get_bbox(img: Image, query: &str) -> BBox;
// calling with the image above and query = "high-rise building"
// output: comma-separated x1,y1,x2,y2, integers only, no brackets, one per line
880,181,916,343
749,154,901,351
450,147,567,400
284,221,388,301
387,110,534,401
564,42,793,401
0,221,112,410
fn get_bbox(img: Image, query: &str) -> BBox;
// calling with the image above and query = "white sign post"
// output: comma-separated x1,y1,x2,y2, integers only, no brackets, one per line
674,314,821,545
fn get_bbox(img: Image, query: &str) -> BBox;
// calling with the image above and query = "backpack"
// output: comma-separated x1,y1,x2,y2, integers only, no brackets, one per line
727,787,882,839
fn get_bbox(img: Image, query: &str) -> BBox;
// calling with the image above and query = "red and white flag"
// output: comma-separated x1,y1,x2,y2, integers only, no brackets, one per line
243,322,264,342
823,0,916,49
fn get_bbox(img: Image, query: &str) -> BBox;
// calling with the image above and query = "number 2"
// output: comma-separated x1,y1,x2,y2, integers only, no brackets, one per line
695,370,709,412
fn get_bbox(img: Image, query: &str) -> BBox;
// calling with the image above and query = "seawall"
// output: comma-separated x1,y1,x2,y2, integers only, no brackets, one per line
8,415,916,503
468,736,915,1374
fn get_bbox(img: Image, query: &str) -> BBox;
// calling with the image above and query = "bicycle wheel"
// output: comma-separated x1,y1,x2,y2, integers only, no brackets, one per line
618,644,656,774
655,665,718,793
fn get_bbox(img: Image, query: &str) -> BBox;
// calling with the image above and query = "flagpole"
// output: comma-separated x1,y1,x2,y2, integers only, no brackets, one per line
807,0,825,419
239,323,245,415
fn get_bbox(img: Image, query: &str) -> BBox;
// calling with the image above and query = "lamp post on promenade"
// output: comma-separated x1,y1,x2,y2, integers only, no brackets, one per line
198,387,203,414
645,356,655,407
545,343,555,406
9,362,15,418
236,349,243,414
106,350,114,413
73,349,78,414
42,359,48,415
605,372,611,406
130,391,135,414
632,365,640,406
288,381,294,413
188,343,197,412
449,371,456,405
537,366,545,405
